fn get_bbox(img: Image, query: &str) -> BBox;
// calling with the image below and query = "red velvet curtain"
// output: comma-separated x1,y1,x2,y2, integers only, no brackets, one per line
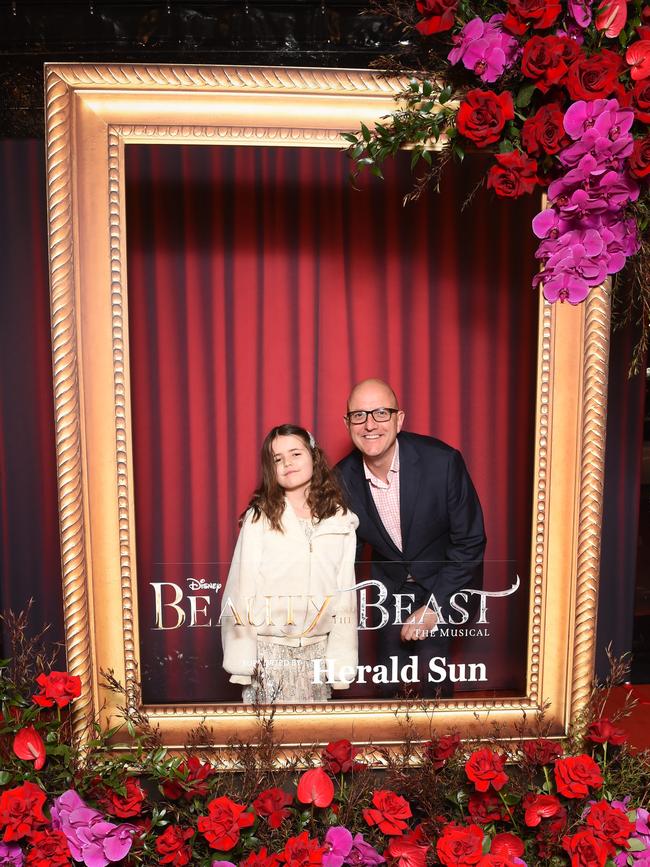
1,139,642,702
125,144,539,703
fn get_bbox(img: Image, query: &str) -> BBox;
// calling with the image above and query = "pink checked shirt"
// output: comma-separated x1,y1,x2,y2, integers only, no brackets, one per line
363,441,402,551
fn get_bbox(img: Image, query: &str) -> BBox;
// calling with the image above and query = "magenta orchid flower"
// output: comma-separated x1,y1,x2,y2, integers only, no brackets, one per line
324,827,354,867
51,790,136,867
0,842,23,867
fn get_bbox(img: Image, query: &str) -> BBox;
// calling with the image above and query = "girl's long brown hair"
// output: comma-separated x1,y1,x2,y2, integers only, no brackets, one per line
244,424,347,531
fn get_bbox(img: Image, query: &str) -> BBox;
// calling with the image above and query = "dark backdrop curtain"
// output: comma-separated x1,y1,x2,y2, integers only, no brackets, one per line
0,141,63,651
125,144,538,703
0,138,644,698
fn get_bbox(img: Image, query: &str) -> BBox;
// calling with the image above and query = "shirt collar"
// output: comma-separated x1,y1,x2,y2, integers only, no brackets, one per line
363,439,400,487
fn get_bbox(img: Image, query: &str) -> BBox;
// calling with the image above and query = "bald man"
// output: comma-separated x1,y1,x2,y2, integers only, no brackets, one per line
336,379,486,698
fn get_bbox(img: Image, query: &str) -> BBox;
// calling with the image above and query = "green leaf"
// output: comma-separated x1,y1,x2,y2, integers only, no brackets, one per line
453,142,465,161
360,123,371,143
422,80,433,98
515,83,536,108
410,150,421,170
340,133,358,144
498,139,515,153
482,835,491,854
628,839,646,852
0,771,11,786
501,792,521,805
422,149,432,165
439,85,453,105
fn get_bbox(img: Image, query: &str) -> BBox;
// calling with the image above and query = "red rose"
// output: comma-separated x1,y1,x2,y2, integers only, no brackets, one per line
155,825,194,867
277,831,326,866
522,738,562,765
468,792,503,824
587,718,627,745
490,833,524,858
562,830,608,867
385,835,429,867
436,823,484,867
554,755,603,798
242,847,282,867
296,769,334,808
363,790,412,835
487,151,538,198
522,793,562,827
503,0,562,35
415,0,459,35
161,756,213,800
465,748,508,792
25,829,71,867
253,787,293,829
0,782,48,842
565,49,624,101
424,734,461,769
521,37,568,92
100,778,146,818
537,804,568,842
321,739,363,774
457,90,514,148
630,136,650,177
33,671,81,709
13,726,47,771
586,801,635,854
632,80,650,123
556,36,582,67
198,796,255,851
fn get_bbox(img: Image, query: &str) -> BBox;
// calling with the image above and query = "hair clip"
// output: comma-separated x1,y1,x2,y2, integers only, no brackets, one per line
306,431,316,449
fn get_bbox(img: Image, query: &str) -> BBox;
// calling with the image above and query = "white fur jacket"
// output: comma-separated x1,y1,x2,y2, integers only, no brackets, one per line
221,503,359,689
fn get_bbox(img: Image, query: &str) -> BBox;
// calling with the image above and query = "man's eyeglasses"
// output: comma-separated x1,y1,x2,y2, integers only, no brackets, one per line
345,407,399,425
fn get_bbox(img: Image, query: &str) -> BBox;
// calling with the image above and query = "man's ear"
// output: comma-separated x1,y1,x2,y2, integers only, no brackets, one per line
396,410,405,433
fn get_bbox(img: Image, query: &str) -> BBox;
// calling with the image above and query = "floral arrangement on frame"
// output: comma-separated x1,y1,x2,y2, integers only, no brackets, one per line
345,0,650,369
0,614,649,867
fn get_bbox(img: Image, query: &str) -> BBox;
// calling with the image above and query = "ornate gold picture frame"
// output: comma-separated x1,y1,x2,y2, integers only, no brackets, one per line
45,62,608,752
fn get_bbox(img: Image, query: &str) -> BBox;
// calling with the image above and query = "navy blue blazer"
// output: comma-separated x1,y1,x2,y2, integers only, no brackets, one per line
336,431,486,618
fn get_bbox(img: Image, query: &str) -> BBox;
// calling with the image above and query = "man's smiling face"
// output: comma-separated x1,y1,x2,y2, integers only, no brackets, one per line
345,380,404,463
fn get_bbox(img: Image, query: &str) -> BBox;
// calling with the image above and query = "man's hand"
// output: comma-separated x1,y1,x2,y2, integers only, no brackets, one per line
400,605,438,641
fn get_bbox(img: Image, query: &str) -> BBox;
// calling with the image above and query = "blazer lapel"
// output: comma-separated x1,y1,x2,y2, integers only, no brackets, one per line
398,435,421,553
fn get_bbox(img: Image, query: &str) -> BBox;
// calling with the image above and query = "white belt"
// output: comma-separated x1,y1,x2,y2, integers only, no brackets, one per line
259,634,327,649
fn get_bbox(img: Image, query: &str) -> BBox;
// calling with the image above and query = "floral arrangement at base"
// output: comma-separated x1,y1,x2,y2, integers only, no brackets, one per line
1,613,649,867
344,0,650,370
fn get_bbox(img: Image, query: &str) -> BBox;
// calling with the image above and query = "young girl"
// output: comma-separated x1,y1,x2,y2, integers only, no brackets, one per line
221,424,359,704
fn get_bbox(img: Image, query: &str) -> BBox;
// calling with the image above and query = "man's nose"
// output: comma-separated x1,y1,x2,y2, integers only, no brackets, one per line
364,414,377,429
